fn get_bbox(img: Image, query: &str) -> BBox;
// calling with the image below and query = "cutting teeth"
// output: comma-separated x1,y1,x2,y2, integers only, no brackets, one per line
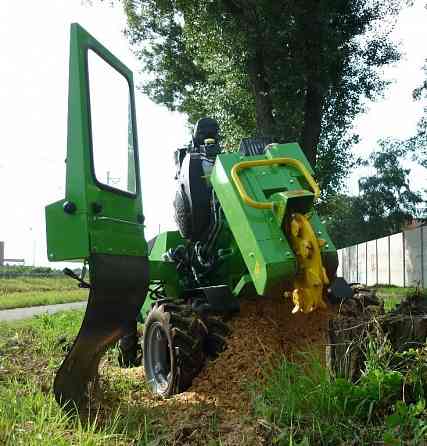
286,213,329,313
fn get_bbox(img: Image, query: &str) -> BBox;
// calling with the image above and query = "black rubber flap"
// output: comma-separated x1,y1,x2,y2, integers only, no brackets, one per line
53,254,149,409
192,285,240,315
327,277,354,304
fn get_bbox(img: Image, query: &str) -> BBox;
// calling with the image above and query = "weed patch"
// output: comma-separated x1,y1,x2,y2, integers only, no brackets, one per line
0,310,156,445
253,339,427,445
375,286,425,312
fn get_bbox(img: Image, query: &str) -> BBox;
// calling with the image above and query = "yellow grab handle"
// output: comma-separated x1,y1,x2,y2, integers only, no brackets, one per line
230,157,320,210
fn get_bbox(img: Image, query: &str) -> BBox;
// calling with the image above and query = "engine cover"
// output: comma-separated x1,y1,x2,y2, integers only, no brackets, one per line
174,153,213,241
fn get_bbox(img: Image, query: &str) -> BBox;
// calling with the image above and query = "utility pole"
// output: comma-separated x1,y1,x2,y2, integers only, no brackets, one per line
29,227,36,266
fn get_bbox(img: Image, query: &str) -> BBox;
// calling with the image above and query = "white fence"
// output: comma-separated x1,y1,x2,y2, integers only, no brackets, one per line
336,225,426,287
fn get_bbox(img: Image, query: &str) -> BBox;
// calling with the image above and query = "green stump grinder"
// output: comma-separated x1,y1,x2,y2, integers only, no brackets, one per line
45,24,353,408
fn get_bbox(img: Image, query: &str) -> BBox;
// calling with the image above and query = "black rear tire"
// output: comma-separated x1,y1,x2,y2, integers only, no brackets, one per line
117,323,142,368
143,302,207,397
173,188,192,239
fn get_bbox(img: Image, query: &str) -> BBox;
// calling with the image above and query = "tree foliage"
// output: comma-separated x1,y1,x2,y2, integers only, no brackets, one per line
406,59,427,168
119,0,404,194
318,193,365,249
321,140,425,248
357,141,424,234
321,52,427,248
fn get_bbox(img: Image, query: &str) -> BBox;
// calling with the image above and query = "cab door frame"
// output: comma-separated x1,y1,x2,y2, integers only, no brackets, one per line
46,23,147,261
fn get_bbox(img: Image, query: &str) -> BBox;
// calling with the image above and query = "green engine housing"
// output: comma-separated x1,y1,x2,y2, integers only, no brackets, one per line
140,142,338,319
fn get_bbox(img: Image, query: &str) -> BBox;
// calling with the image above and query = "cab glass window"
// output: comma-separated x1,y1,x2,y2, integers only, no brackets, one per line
87,49,136,194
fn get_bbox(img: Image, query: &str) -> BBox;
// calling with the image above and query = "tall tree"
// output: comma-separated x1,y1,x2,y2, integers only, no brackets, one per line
120,0,404,193
320,140,425,248
357,140,424,236
318,193,366,249
406,59,427,167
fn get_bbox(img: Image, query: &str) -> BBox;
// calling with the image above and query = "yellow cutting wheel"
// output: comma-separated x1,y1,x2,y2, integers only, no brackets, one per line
287,212,329,313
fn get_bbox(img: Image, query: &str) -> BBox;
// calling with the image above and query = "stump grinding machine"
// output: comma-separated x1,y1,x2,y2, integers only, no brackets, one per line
45,24,352,408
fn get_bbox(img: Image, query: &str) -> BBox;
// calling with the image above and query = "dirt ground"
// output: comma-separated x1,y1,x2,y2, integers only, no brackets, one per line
102,295,334,445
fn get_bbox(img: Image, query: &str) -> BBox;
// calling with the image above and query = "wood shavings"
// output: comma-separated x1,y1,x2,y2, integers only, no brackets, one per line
188,294,333,415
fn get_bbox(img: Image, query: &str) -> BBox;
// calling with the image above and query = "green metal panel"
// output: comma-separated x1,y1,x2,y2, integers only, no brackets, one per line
45,23,147,261
149,231,184,262
309,212,338,269
46,200,89,261
148,231,183,296
137,231,185,322
211,149,294,295
210,143,336,295
205,224,249,293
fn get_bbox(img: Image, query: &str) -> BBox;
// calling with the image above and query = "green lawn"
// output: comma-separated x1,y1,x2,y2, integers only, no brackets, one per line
0,276,87,310
0,289,88,311
0,275,78,294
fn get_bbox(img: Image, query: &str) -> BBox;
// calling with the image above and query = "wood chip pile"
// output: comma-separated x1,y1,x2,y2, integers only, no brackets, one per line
187,294,333,415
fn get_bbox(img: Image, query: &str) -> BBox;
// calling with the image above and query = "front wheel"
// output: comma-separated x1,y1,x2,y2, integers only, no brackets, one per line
143,302,207,397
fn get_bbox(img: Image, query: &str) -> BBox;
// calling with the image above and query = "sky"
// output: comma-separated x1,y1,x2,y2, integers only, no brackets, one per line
0,0,426,266
350,1,427,190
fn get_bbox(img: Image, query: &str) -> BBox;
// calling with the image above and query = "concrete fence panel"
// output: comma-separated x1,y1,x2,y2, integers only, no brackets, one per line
336,249,343,277
337,226,426,287
404,228,423,287
423,226,427,288
357,242,367,284
348,245,358,283
342,247,350,280
377,236,390,285
366,240,377,286
389,233,404,286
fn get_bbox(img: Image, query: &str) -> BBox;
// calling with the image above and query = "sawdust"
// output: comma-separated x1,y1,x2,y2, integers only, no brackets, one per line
188,295,333,415
100,295,334,445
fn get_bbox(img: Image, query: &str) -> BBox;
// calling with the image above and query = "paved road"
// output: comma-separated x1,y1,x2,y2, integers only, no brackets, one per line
0,301,87,322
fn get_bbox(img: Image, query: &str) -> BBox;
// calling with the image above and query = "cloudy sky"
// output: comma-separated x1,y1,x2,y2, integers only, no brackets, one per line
0,0,426,266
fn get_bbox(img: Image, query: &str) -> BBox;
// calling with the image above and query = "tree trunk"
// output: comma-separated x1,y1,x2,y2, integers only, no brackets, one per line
247,45,276,137
222,0,275,137
327,289,427,382
299,0,323,167
326,287,381,381
302,77,323,166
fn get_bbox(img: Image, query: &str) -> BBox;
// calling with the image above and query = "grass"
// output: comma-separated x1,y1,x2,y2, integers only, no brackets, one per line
0,308,260,445
0,289,88,311
0,276,77,294
375,286,426,311
253,346,427,445
0,310,156,445
1,284,426,445
0,276,87,310
0,380,131,445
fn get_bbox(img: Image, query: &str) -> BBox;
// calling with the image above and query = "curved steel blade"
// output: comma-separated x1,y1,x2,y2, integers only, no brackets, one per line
53,254,149,409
